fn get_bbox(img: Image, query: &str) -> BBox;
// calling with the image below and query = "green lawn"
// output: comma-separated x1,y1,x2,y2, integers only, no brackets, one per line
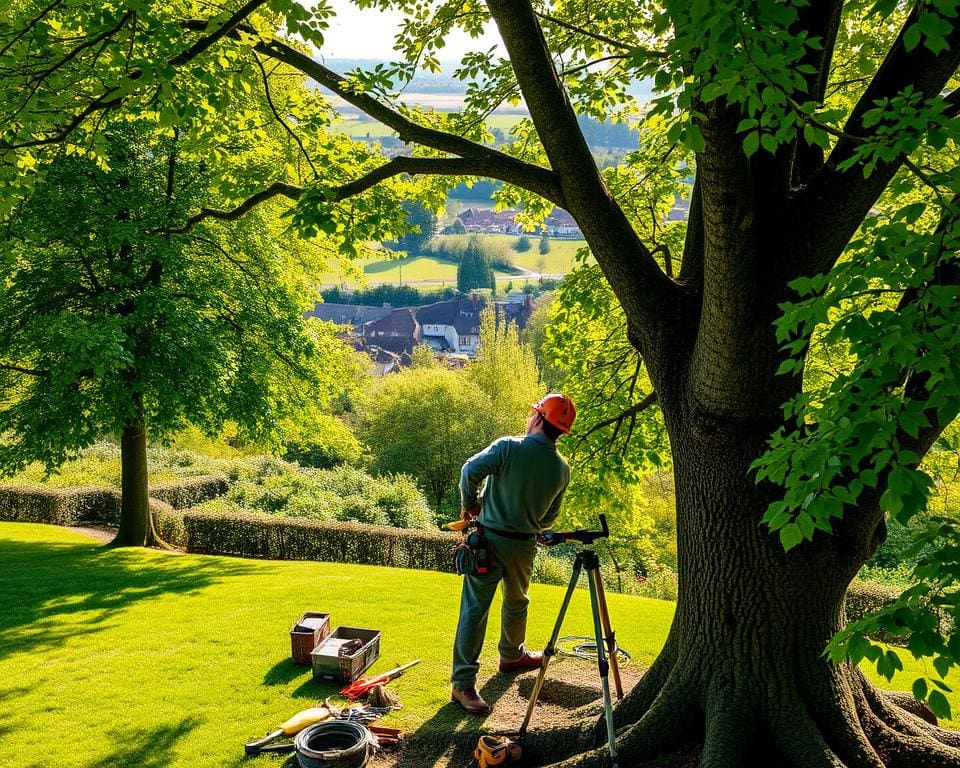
321,238,590,288
1,523,953,768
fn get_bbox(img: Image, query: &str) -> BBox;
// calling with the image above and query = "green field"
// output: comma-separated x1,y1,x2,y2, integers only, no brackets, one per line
1,522,956,768
332,114,525,140
321,236,590,288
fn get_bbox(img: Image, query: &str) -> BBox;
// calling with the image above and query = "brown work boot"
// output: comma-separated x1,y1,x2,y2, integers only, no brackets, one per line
498,651,543,673
451,685,491,715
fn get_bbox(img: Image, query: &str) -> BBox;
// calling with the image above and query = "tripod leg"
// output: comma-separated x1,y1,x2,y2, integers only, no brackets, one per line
592,568,623,700
518,553,583,741
587,561,620,768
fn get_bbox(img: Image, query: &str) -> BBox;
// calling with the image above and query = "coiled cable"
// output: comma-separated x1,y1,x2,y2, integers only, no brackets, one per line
293,721,375,768
556,635,632,666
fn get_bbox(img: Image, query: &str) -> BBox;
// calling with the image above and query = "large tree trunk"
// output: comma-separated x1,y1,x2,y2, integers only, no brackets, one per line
521,405,960,768
109,414,160,548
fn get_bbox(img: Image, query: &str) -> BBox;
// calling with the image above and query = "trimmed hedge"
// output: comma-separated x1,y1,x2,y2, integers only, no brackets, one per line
0,483,214,526
845,580,901,624
0,485,122,525
169,508,457,572
149,475,228,510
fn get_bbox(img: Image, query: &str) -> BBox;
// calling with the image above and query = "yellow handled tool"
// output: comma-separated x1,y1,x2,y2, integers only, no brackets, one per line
244,705,334,755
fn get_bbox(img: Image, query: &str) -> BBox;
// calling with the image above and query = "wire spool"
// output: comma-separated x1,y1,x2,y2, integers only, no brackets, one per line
555,636,632,666
294,721,375,768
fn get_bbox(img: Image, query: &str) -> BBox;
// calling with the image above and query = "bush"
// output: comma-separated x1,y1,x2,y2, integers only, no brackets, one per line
150,475,228,509
845,580,901,624
176,507,456,571
215,461,435,530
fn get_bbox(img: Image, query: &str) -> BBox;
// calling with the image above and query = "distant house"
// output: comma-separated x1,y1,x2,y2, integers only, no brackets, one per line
416,294,486,356
308,303,395,334
455,206,583,238
362,307,421,351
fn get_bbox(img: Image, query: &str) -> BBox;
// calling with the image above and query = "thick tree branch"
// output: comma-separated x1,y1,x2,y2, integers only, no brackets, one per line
169,0,269,68
485,0,680,366
678,174,704,290
162,156,515,235
790,0,845,184
792,10,960,277
576,391,658,441
161,181,302,235
244,34,564,206
0,363,48,377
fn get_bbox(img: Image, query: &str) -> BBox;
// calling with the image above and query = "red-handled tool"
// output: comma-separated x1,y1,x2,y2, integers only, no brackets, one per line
339,659,421,701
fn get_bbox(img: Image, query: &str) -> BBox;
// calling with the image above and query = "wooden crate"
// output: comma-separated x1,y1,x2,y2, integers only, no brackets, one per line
290,612,331,665
311,626,381,682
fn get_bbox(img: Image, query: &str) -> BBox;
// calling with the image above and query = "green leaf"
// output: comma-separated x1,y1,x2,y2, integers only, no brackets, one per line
928,690,952,720
780,523,803,551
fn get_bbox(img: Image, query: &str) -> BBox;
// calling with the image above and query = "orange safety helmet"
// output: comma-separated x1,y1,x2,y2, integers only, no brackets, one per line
531,393,576,434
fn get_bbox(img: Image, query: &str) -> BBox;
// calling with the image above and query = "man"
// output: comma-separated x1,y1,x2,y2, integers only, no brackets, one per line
450,393,575,715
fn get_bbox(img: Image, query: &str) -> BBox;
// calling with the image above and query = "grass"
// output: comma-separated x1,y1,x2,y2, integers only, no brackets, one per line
331,114,525,140
0,523,670,767
2,523,954,768
321,236,590,288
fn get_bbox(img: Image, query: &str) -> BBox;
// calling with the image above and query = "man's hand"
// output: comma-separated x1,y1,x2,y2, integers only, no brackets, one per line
537,531,562,547
443,504,481,532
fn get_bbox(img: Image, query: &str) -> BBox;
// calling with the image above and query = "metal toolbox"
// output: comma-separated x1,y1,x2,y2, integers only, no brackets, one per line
310,626,381,682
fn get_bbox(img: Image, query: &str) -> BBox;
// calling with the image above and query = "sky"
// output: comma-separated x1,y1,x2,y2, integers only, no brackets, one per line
319,0,502,61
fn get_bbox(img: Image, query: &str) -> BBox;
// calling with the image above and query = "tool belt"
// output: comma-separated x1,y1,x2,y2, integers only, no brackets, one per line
484,526,535,541
454,524,496,577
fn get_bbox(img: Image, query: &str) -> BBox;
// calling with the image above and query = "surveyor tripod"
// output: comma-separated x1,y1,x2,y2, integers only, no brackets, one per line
518,515,623,768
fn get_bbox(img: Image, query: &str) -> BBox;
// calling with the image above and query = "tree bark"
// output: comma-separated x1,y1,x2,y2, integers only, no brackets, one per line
109,405,160,548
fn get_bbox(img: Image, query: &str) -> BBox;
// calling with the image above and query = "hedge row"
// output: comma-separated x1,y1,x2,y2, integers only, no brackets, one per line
845,580,901,624
0,477,226,526
155,508,457,572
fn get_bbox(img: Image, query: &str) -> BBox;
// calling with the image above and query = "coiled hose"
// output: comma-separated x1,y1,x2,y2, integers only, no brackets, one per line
556,635,632,665
294,721,375,768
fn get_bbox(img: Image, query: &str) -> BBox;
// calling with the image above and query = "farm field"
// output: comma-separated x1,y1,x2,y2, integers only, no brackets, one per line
319,236,590,288
331,113,525,140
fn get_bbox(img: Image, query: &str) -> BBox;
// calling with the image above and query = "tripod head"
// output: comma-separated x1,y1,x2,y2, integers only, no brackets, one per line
551,514,609,545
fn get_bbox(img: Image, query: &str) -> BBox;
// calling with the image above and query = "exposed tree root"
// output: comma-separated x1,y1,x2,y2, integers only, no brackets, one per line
519,653,960,768
882,690,938,726
699,679,752,768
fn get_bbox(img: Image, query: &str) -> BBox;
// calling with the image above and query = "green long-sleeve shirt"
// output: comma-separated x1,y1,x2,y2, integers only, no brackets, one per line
459,433,569,534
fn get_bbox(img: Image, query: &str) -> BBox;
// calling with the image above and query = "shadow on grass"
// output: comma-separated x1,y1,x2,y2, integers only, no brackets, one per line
262,659,307,687
0,532,268,663
92,716,203,768
394,675,514,768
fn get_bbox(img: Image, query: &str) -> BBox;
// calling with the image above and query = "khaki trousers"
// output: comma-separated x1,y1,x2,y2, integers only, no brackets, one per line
451,531,537,687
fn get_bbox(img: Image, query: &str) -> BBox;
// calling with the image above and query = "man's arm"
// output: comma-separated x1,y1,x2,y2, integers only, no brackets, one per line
459,439,509,510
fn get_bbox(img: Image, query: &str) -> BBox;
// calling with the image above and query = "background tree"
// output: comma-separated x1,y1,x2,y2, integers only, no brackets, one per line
0,124,350,546
3,0,960,765
388,201,437,255
359,367,493,514
467,306,543,437
514,233,532,252
456,237,495,293
539,233,551,255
